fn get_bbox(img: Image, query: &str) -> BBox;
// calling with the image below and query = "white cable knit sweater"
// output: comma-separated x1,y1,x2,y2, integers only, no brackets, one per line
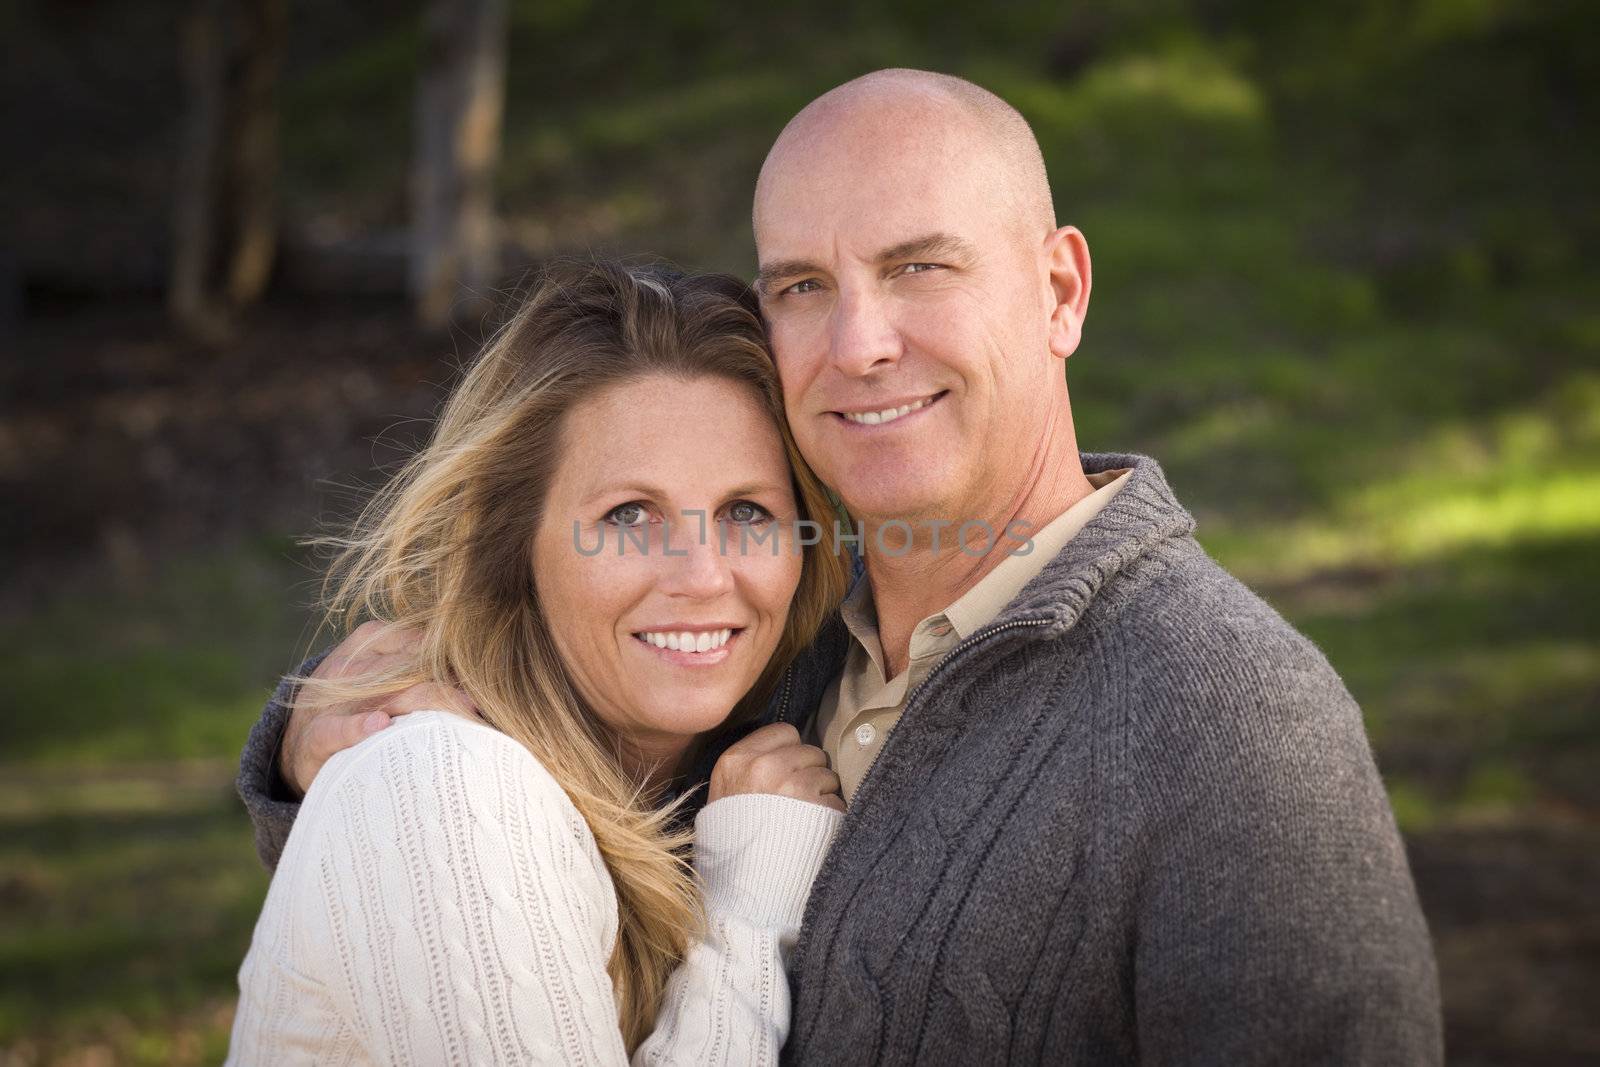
226,711,842,1065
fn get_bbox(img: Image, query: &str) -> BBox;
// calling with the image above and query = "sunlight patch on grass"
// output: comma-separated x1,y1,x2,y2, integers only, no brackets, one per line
0,761,236,819
1262,466,1600,577
1387,762,1540,833
1205,382,1600,585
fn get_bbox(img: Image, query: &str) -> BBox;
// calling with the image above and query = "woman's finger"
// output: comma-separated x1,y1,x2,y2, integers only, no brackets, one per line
723,722,801,757
793,764,842,800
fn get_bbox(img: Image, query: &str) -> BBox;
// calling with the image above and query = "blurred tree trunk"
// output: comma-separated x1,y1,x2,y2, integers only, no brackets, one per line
411,0,507,331
170,0,287,342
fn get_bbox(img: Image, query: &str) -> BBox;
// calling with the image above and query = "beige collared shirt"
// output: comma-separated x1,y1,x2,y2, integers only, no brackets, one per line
812,469,1131,803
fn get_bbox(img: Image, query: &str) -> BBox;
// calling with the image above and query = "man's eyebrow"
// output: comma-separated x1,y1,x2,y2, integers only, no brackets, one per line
875,232,976,265
755,259,825,296
754,233,974,296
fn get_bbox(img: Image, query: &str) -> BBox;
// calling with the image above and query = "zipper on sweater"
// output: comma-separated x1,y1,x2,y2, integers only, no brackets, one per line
847,615,1052,816
785,613,1053,1044
772,664,796,726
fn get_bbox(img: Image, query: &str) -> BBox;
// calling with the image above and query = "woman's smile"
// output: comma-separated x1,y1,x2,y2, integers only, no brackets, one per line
630,625,745,666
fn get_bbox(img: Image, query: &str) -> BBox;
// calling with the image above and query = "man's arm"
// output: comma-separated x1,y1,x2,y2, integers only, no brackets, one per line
1128,630,1442,1064
235,649,329,870
235,621,479,870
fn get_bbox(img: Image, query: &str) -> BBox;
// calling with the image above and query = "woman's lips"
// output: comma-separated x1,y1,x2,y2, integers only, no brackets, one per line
630,628,743,667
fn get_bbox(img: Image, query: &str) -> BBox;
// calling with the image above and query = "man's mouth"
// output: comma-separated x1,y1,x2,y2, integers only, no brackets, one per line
835,391,946,427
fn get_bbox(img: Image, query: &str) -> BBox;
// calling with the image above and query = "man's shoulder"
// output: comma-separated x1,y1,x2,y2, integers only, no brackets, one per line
1107,536,1339,688
1069,539,1367,763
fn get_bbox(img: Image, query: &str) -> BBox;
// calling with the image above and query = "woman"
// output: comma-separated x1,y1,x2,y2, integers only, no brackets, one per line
227,261,851,1064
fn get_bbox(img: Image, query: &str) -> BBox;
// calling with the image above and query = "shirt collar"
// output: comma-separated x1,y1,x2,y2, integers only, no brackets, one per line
833,468,1132,670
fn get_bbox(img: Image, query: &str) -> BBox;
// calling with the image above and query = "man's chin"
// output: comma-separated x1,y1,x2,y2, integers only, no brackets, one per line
834,480,953,530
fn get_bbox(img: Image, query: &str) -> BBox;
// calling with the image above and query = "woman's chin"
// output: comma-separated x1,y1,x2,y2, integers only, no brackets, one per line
635,694,743,740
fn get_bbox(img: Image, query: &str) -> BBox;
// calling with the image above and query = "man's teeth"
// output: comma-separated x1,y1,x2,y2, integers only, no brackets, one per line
638,628,733,653
841,396,934,425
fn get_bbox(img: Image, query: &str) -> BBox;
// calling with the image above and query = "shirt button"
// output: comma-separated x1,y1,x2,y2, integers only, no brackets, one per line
854,723,877,747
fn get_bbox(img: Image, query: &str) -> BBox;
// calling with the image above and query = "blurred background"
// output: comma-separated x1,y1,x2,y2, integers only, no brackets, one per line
2,0,1596,1063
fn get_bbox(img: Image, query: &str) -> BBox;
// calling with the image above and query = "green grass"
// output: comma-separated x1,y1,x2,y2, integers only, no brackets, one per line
0,542,318,766
0,767,265,1065
0,544,314,1061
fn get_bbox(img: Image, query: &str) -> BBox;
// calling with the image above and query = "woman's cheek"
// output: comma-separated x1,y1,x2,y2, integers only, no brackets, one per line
735,532,803,619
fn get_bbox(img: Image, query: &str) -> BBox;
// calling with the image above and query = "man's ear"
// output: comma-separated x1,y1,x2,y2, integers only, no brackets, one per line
1044,226,1092,360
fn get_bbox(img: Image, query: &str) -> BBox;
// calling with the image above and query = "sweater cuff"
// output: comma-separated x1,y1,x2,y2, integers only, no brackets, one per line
693,793,842,930
235,648,332,871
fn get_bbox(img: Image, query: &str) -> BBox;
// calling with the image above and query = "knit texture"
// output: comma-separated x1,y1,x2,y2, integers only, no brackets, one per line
227,711,841,1065
237,453,1442,1064
774,453,1441,1065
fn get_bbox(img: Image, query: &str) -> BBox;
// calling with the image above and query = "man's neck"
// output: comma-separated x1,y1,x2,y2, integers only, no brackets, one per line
863,429,1091,680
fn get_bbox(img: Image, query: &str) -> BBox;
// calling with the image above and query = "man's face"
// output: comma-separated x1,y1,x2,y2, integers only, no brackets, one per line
755,109,1058,526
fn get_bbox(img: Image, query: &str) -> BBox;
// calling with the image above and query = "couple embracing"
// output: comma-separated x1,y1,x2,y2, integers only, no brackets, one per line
227,70,1442,1065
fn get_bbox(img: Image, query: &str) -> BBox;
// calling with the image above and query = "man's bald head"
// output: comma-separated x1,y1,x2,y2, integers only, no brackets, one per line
754,68,1055,243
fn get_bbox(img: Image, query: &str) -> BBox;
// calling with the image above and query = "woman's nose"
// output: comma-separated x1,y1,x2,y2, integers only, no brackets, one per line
658,514,734,598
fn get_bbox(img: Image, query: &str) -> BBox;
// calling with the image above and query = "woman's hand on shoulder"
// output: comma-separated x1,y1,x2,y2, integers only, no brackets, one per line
707,723,844,813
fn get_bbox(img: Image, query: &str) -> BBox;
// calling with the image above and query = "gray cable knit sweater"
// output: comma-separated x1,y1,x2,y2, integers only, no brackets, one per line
238,452,1442,1065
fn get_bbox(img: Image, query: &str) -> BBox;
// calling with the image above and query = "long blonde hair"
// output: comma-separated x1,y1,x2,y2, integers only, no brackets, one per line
298,260,848,1049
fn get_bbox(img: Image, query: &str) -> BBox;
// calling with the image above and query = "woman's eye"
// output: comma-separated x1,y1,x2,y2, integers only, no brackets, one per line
604,502,649,527
725,501,772,525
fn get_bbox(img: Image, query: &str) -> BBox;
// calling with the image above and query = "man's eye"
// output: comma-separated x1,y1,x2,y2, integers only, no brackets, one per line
604,502,650,527
902,262,943,275
782,279,822,296
724,501,772,525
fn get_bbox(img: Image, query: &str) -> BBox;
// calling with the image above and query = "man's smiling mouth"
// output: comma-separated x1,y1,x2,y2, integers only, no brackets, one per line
834,391,947,426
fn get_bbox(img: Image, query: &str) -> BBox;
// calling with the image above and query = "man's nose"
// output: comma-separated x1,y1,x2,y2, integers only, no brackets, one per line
659,516,735,598
828,288,903,377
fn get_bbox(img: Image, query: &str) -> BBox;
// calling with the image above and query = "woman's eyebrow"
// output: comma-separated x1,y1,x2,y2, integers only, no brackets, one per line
722,482,791,499
578,481,790,506
579,482,665,506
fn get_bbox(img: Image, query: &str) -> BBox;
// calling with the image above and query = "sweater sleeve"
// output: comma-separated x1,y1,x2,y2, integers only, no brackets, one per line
235,648,331,871
637,793,841,1065
1127,632,1442,1065
228,712,840,1066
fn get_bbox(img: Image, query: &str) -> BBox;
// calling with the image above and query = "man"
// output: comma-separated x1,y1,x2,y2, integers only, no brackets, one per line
239,70,1441,1063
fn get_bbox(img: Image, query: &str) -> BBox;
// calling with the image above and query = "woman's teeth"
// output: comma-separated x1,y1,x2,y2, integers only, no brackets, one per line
841,395,934,426
637,628,733,653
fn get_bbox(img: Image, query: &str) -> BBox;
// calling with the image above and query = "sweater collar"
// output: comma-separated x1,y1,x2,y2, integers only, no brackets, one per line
774,452,1194,729
995,451,1197,638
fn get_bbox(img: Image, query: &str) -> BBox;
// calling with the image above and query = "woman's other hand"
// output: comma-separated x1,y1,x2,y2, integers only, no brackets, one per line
707,723,844,812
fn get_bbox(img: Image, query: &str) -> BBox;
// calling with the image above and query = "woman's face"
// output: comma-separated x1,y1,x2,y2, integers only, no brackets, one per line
532,373,805,774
